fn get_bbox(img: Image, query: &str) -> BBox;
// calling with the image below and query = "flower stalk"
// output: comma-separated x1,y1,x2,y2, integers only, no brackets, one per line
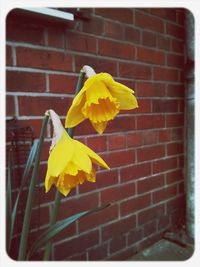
18,113,49,260
43,68,86,260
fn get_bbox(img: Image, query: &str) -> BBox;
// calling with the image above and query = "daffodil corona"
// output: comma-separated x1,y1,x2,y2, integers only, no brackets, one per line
65,72,138,134
45,110,109,196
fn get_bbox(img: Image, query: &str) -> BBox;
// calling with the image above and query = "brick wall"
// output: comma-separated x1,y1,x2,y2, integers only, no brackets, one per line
6,8,186,260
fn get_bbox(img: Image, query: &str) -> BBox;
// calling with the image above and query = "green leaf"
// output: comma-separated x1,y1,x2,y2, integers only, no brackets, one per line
27,203,110,259
6,149,13,251
8,140,39,251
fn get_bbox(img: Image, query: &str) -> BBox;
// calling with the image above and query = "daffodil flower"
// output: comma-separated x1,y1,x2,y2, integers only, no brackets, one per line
65,66,138,134
45,110,109,196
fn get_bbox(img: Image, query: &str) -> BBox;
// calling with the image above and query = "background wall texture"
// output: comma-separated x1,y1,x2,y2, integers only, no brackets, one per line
6,8,186,260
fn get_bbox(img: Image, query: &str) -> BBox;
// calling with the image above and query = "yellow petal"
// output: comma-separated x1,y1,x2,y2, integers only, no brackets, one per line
91,121,108,134
45,170,58,193
57,185,71,197
86,168,96,182
73,139,110,170
47,131,74,177
65,89,86,128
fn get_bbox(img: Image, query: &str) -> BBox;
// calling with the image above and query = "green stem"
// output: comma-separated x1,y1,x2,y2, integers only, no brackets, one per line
18,114,49,260
43,69,85,260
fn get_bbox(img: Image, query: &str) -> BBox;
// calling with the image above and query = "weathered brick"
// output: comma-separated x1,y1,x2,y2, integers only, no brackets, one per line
153,67,179,82
137,47,165,65
137,174,165,194
143,220,157,237
135,11,164,33
166,169,183,184
119,62,151,80
124,26,141,44
6,95,15,116
142,30,157,47
108,134,126,150
152,99,178,113
18,96,71,116
167,142,183,155
98,39,135,59
6,71,46,92
54,230,99,260
153,157,177,174
126,132,143,147
138,204,165,225
103,149,135,167
136,82,166,97
120,194,151,216
16,48,73,71
101,182,135,203
166,22,185,39
104,20,124,39
88,243,108,260
152,184,177,203
110,235,126,253
47,27,64,48
137,145,165,162
95,8,133,24
49,74,77,94
102,215,136,241
66,31,97,53
157,35,171,50
87,135,107,152
167,53,184,68
137,115,165,130
166,114,184,127
6,45,12,65
120,162,151,182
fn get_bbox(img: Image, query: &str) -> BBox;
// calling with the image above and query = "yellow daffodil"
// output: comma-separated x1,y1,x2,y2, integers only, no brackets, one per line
45,110,109,196
65,70,138,134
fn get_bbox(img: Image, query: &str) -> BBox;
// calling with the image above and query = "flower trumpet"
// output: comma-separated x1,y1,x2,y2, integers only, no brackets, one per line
65,66,138,134
45,110,109,196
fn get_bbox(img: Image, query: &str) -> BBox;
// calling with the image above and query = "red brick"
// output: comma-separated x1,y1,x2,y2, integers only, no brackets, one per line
58,193,99,220
166,195,185,213
120,194,151,216
167,54,184,68
30,206,50,230
152,184,177,203
166,22,184,39
126,132,143,147
79,204,118,232
137,115,165,130
157,35,171,50
171,39,184,54
137,145,165,162
143,220,157,237
88,243,108,260
166,84,184,98
95,8,134,24
6,45,12,65
150,8,176,21
98,39,135,60
82,16,104,35
67,32,97,53
16,48,73,71
68,253,87,261
54,230,99,260
153,157,177,174
167,142,183,155
136,82,166,97
159,129,171,142
47,27,64,48
75,54,117,76
103,149,135,167
127,228,143,245
106,116,136,133
152,99,178,113
87,135,107,152
137,47,165,65
49,74,77,94
6,71,46,92
166,114,184,127
119,62,151,80
158,214,170,230
108,246,138,260
120,162,151,182
137,174,165,194
110,235,126,253
138,204,165,225
142,30,157,47
171,128,183,141
18,96,71,116
135,99,151,113
135,11,164,33
124,26,140,44
6,95,15,116
7,22,44,44
79,169,118,194
166,169,183,184
104,20,124,39
101,182,135,203
143,130,158,145
153,67,179,82
108,134,126,150
102,214,136,241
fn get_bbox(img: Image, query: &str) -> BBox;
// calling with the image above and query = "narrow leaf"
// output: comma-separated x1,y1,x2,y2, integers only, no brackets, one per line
8,140,39,251
6,149,13,251
27,203,110,259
